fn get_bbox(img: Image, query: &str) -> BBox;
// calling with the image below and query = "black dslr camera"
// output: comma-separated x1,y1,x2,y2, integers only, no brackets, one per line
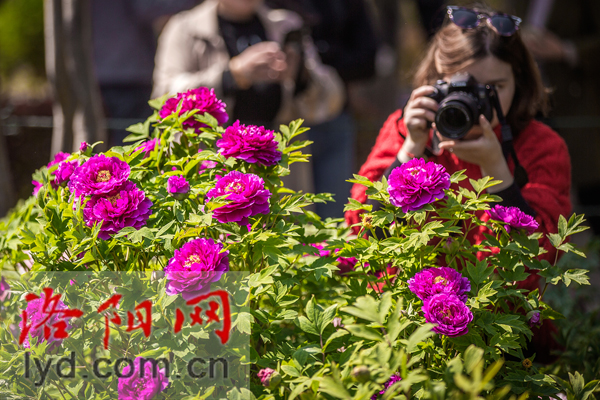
426,74,495,139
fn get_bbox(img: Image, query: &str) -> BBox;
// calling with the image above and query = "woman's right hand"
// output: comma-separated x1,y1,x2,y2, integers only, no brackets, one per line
401,86,439,155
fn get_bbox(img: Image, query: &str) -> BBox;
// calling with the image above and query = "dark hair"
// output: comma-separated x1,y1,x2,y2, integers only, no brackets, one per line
413,5,548,136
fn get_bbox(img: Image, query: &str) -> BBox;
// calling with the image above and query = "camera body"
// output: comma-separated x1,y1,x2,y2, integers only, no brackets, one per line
426,74,495,139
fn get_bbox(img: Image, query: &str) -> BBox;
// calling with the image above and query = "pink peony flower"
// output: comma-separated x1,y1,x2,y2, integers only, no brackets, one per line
164,238,229,300
48,152,70,168
117,357,169,400
53,160,78,187
167,175,190,200
0,276,10,302
159,87,228,132
422,293,473,337
18,292,74,351
337,256,358,274
32,180,43,196
387,158,450,212
371,374,402,400
408,267,471,303
486,205,539,235
79,141,89,153
305,243,331,258
82,181,153,240
257,368,280,388
32,153,76,194
69,154,130,198
199,160,218,171
216,121,282,166
135,138,158,159
206,171,271,225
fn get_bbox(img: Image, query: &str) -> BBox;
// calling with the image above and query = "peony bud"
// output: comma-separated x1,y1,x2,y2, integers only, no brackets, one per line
352,366,371,383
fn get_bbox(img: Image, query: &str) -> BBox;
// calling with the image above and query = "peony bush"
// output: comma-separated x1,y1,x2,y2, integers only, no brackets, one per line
0,87,598,399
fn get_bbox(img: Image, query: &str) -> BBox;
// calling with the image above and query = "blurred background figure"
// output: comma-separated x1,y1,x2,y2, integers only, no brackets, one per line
507,0,600,233
91,0,200,147
152,0,345,207
152,0,344,128
265,0,379,218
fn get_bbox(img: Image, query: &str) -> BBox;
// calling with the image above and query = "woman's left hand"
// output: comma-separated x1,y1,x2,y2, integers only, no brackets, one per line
437,115,514,191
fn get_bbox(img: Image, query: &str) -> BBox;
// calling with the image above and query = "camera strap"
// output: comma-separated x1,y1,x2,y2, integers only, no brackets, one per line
490,88,529,188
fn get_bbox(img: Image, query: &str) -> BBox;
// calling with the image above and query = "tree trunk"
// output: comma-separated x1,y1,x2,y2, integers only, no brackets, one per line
45,0,107,158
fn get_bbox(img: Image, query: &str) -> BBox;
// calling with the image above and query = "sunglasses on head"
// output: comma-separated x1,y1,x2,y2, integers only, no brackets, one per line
447,6,522,37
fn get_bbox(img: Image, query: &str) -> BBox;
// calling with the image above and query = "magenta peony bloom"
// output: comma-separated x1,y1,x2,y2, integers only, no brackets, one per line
408,267,471,303
337,256,358,274
135,138,158,159
18,292,73,351
164,238,229,300
306,243,331,258
32,180,43,196
371,374,402,400
53,160,78,187
167,175,190,200
69,154,130,197
387,158,450,212
257,368,280,387
118,357,169,400
422,293,473,337
200,160,218,171
159,87,228,132
79,141,89,153
206,171,271,225
48,152,70,168
83,181,152,240
0,276,10,302
216,121,282,166
486,205,539,235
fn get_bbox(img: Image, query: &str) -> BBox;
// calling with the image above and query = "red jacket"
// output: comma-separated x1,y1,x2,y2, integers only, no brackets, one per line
346,109,572,288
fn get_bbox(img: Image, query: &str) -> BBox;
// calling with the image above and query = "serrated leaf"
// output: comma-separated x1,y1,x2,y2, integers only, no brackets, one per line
406,324,436,353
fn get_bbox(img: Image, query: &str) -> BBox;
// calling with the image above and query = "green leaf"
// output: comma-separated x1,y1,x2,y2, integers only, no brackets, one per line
405,324,436,353
235,312,253,335
463,345,484,374
343,198,372,212
466,259,494,286
320,304,337,334
296,316,319,336
341,295,385,324
137,347,168,358
344,324,384,341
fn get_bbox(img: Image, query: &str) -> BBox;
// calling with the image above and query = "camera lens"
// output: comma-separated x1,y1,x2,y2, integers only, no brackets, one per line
437,105,470,138
435,92,479,139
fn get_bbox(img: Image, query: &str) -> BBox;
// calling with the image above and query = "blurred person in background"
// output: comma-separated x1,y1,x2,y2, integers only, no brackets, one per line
509,0,600,233
152,0,344,128
91,0,200,146
265,0,379,219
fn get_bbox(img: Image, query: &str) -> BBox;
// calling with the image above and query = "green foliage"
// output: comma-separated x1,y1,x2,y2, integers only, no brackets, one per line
0,94,596,399
0,0,45,79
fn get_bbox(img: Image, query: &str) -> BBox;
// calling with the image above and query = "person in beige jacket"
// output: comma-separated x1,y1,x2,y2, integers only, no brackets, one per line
152,0,345,127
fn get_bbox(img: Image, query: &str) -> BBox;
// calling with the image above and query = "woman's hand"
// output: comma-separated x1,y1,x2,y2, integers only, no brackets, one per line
229,42,287,89
399,86,438,161
437,115,514,191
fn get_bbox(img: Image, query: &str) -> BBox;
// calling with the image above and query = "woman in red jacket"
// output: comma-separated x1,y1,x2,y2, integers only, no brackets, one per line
346,5,571,362
348,5,570,266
